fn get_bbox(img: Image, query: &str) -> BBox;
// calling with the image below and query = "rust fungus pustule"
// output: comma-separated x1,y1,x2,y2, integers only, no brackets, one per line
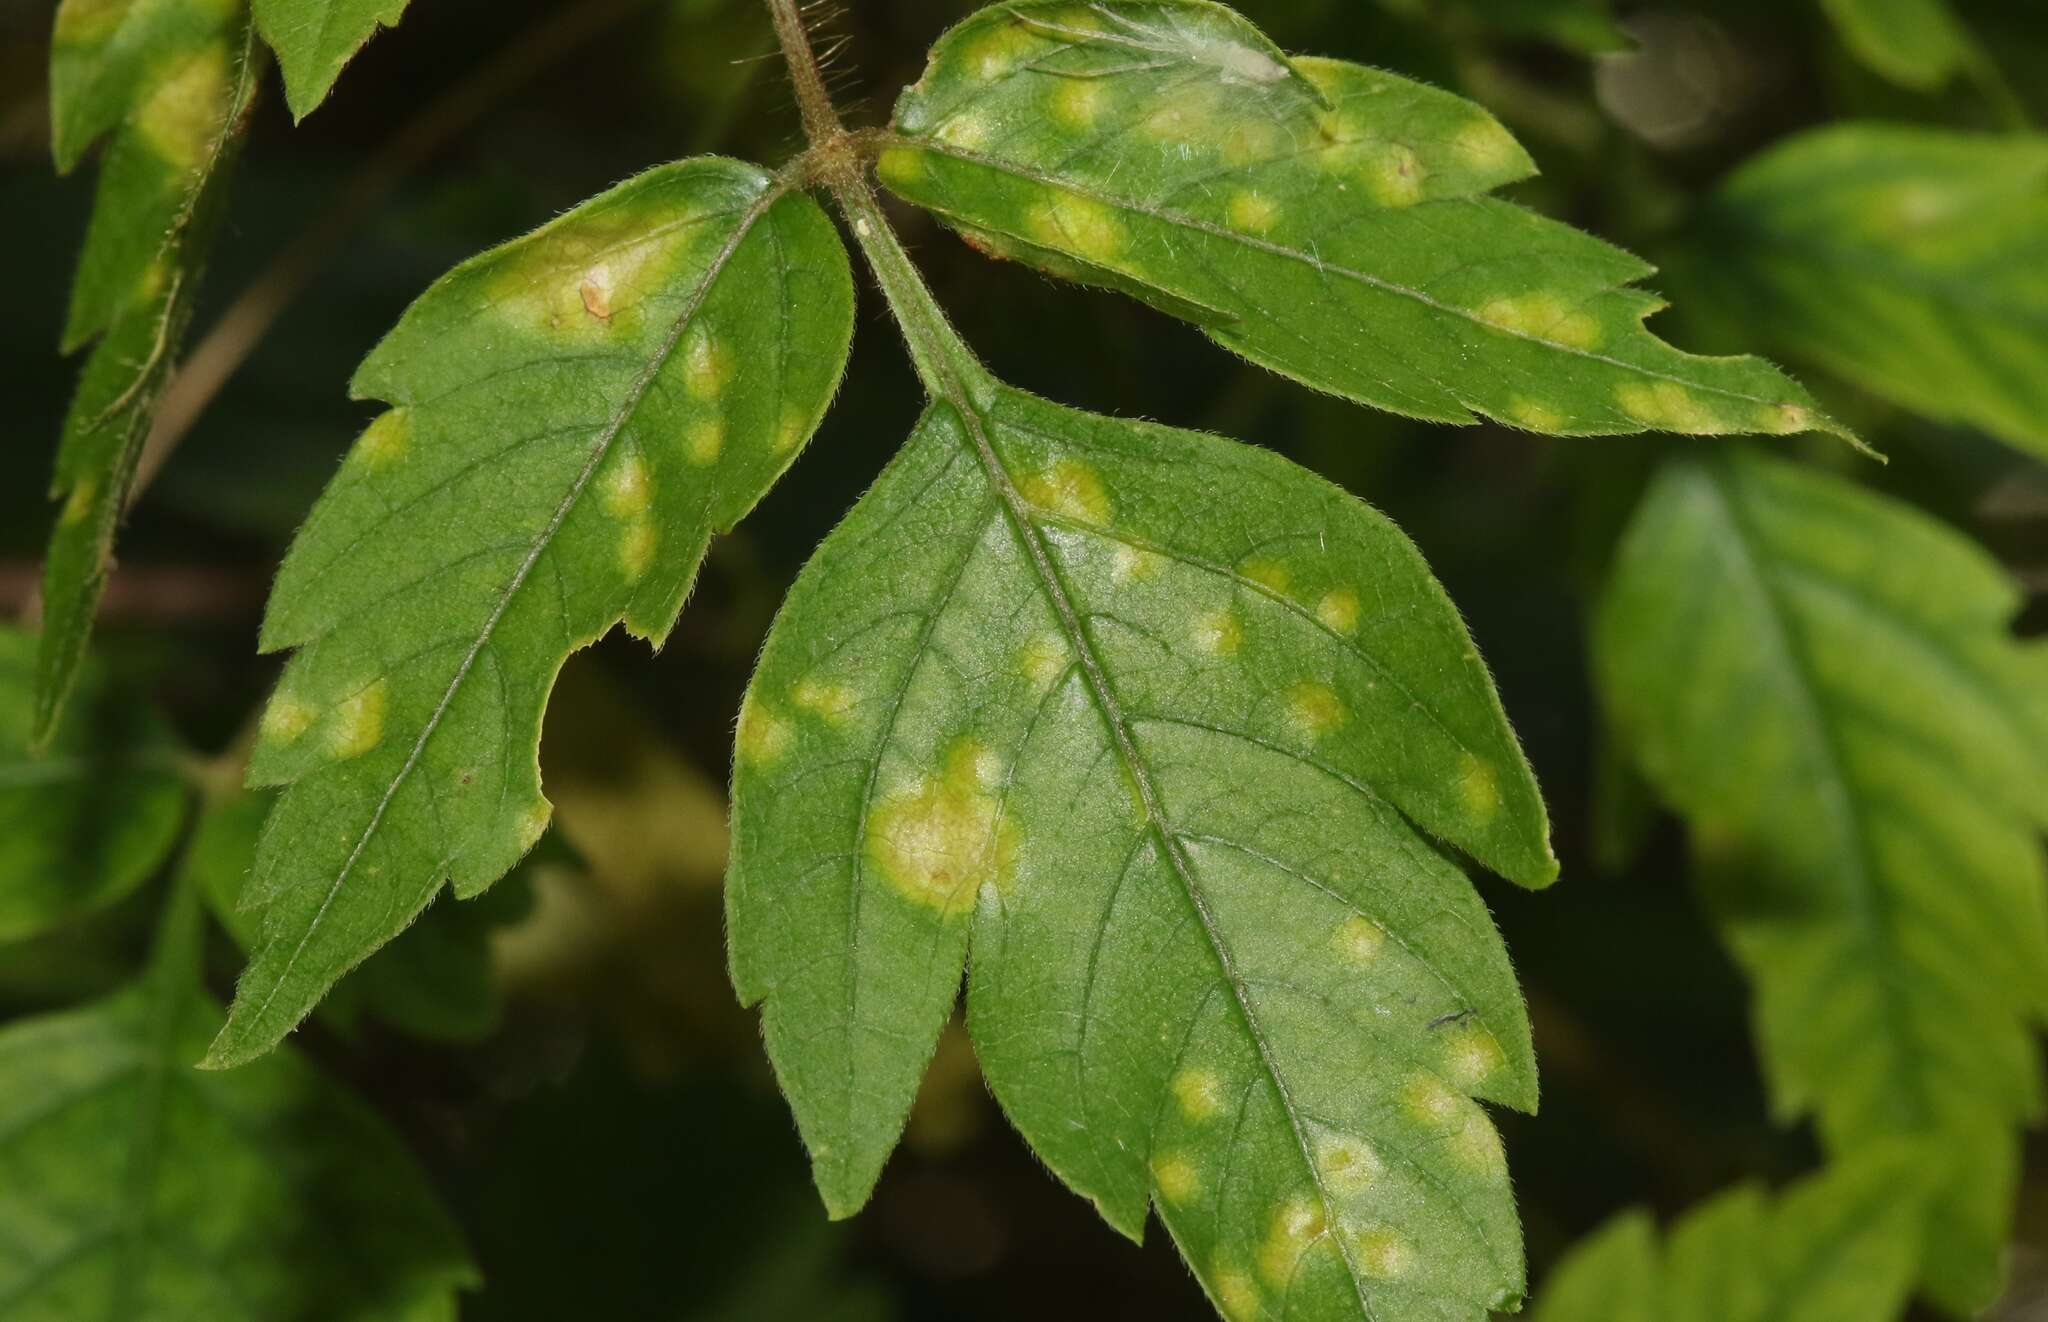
864,741,1018,916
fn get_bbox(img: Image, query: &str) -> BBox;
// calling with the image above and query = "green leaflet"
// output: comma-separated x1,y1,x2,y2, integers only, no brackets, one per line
37,0,259,745
877,1,1843,441
252,0,409,120
0,628,185,943
1817,0,1977,91
1528,1154,1924,1322
729,377,1552,1321
206,158,856,1068
1698,124,2048,460
0,885,473,1319
1592,452,2048,1315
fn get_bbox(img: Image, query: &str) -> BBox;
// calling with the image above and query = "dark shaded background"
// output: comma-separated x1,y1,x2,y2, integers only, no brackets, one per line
4,0,2045,1317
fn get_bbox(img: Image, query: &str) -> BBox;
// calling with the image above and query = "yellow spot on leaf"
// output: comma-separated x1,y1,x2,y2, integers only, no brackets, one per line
1401,1073,1463,1128
601,452,651,517
878,144,934,187
1457,753,1501,820
1368,143,1426,207
260,695,314,744
1285,681,1346,740
1315,589,1360,634
1017,633,1069,692
1112,544,1164,584
329,680,388,759
1017,458,1110,523
1333,915,1384,967
775,407,810,454
865,741,1018,916
1452,1117,1507,1177
1615,380,1726,433
1192,608,1242,656
1768,402,1814,434
792,677,856,725
1349,1225,1416,1280
683,330,735,399
686,419,725,466
1214,1267,1261,1322
1477,293,1603,351
513,799,552,852
60,477,97,526
1050,80,1106,130
736,697,792,766
1227,190,1280,235
619,521,656,580
1452,117,1524,173
138,45,230,172
1173,1067,1224,1122
1258,1197,1327,1286
1027,191,1123,264
1442,1021,1506,1089
354,410,410,471
1315,1132,1383,1193
1239,558,1291,593
965,21,1040,81
1152,1152,1201,1204
1507,398,1567,432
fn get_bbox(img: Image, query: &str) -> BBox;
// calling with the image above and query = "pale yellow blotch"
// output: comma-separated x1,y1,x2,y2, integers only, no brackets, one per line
1049,79,1106,130
1213,1267,1261,1322
1507,398,1567,433
1027,191,1123,264
877,144,933,186
1457,752,1501,821
138,45,230,172
1451,1116,1507,1178
513,799,552,852
1017,633,1069,693
1238,558,1291,594
1192,608,1242,657
965,21,1040,81
1442,1021,1507,1089
486,205,689,334
134,258,168,303
686,419,725,466
1315,589,1360,635
1257,1197,1328,1287
618,520,656,581
775,406,810,454
682,330,735,399
1152,1152,1201,1204
328,680,388,759
1219,117,1282,168
1138,98,1218,149
1368,144,1427,208
354,410,411,471
1333,915,1385,967
865,741,1019,916
736,697,793,766
1452,117,1524,174
1111,544,1165,585
1768,402,1814,434
1285,681,1347,740
792,677,857,725
1315,1132,1383,1194
1400,1073,1463,1128
1017,458,1110,523
54,0,132,44
601,452,651,517
260,694,314,744
1476,293,1603,351
59,477,97,526
1349,1225,1416,1280
1615,381,1725,433
1226,190,1280,235
1172,1067,1225,1122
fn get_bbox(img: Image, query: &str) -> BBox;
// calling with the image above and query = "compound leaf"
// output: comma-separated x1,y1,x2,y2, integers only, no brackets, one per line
730,377,1553,1321
205,158,855,1068
37,0,260,745
877,0,1844,442
0,628,185,943
252,0,409,120
1529,1154,1924,1322
1593,452,2048,1314
1698,124,2048,460
0,886,472,1320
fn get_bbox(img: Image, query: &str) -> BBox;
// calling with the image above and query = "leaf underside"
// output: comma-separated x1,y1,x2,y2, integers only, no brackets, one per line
1593,452,2048,1314
1699,123,2048,461
1528,1152,1924,1322
252,0,410,120
879,0,1846,442
0,895,472,1320
730,380,1554,1322
36,0,259,744
208,157,855,1067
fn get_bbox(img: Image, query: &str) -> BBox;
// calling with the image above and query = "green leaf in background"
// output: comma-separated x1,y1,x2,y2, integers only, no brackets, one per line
1818,0,1978,92
0,885,473,1319
1698,124,2048,460
0,629,185,944
37,0,260,745
730,380,1554,1321
1592,452,2048,1315
206,158,855,1069
1527,1153,1925,1322
878,1,1843,441
253,0,410,120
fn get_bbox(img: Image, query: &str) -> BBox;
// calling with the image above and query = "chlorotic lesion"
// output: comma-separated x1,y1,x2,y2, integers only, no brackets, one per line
1476,292,1604,351
59,477,98,526
1348,1224,1417,1280
1614,380,1729,433
138,44,231,173
1332,914,1385,966
353,409,411,472
1016,633,1070,692
1315,588,1360,634
1111,544,1165,584
686,419,725,466
1284,681,1347,740
483,201,694,337
1456,752,1501,820
1257,1196,1329,1286
1017,458,1111,523
327,679,388,759
792,677,857,725
1172,1066,1225,1122
259,693,315,745
1238,557,1291,594
1212,1265,1262,1322
1026,190,1125,265
682,329,736,399
618,520,657,581
1314,1130,1383,1194
1191,607,1243,656
599,451,651,517
1226,190,1281,235
864,740,1019,916
1440,1020,1506,1089
735,694,792,766
1151,1152,1202,1204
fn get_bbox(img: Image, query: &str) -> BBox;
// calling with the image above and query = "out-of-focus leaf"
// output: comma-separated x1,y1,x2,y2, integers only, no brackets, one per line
1594,451,2048,1313
879,1,1845,441
37,0,259,743
206,159,855,1068
1818,0,1977,92
0,628,184,943
1699,124,2048,460
0,885,474,1319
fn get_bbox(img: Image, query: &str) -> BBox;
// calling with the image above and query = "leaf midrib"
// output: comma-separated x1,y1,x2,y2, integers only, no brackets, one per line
227,181,791,1054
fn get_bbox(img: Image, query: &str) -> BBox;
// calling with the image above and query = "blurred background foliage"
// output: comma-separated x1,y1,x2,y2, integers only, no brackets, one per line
3,0,2046,1317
